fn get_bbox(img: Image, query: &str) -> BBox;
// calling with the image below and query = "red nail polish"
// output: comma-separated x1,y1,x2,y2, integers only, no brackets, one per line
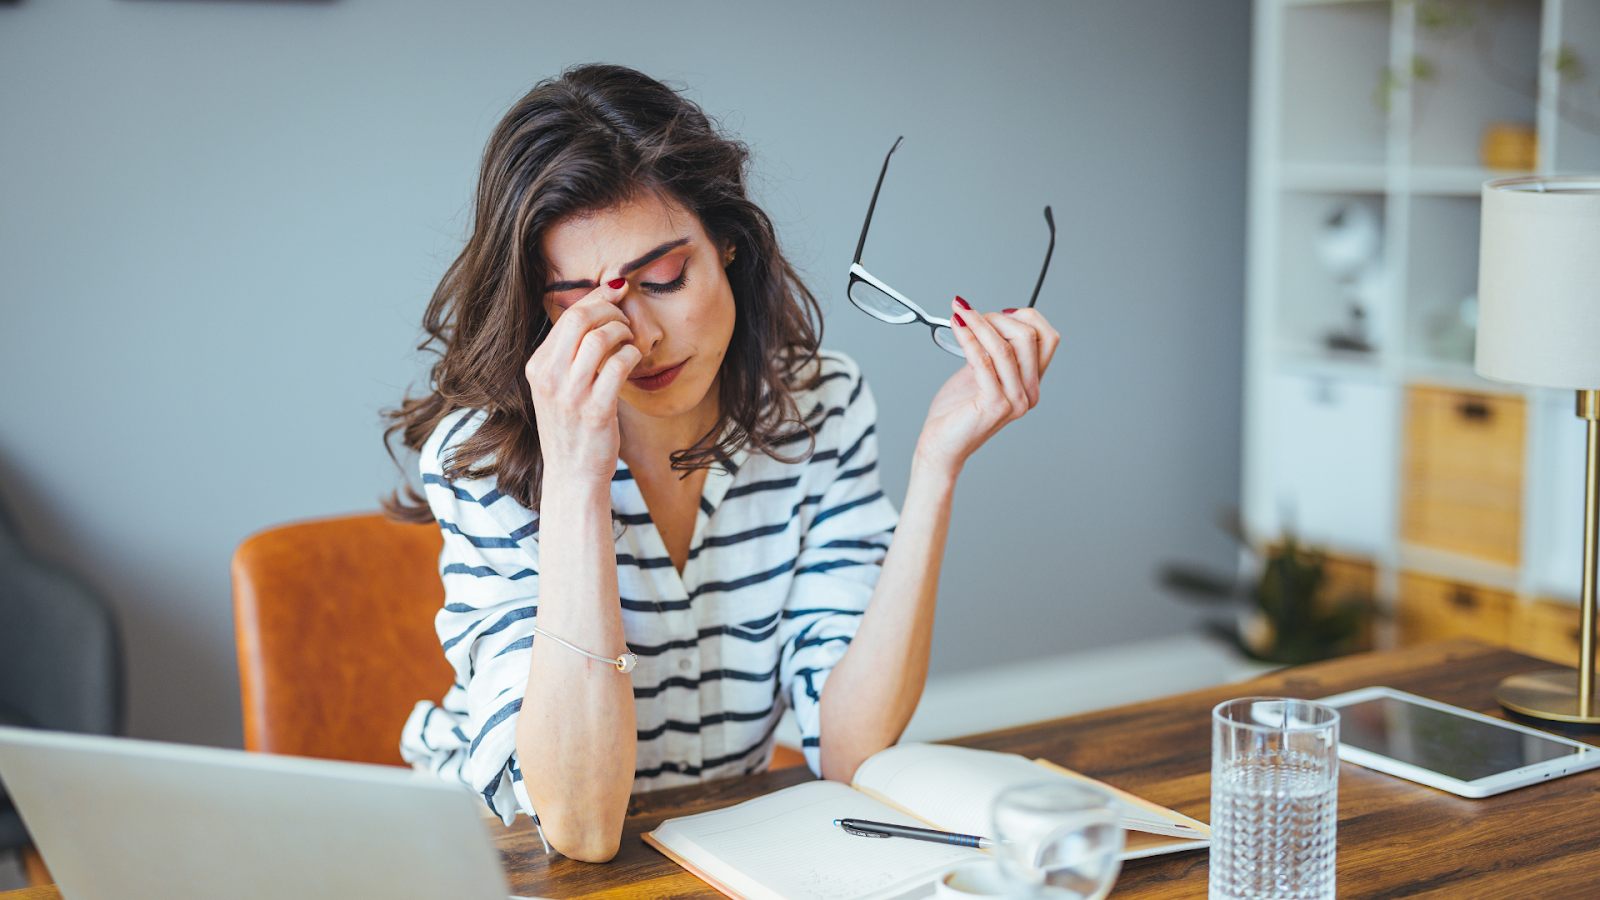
1002,308,1019,314
607,278,626,290
955,296,971,310
952,313,966,328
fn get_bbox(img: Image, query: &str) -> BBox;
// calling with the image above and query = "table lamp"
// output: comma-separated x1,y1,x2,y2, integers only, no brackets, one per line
1476,174,1600,729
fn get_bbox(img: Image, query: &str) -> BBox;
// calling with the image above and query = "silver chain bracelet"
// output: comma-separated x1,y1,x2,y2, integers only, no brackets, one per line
532,626,637,673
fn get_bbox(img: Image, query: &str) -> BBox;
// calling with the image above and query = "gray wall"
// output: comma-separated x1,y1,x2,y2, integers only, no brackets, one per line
0,0,1250,748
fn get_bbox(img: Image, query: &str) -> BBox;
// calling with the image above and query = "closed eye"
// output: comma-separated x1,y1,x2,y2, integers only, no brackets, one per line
641,261,689,294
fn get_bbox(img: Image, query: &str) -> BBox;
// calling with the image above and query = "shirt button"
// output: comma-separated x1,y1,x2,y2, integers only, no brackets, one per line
679,658,693,671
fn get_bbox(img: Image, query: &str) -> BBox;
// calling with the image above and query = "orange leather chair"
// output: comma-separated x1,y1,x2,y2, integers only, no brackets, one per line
770,743,806,771
233,513,453,766
232,510,808,771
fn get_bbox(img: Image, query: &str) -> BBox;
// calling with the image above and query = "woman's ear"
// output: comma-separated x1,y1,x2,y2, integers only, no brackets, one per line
722,241,737,268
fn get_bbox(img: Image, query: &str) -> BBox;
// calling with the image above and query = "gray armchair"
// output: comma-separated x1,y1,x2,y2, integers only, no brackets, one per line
0,495,123,852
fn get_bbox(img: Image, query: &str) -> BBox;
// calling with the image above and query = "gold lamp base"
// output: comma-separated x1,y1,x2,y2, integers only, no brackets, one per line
1495,391,1600,732
1496,669,1600,730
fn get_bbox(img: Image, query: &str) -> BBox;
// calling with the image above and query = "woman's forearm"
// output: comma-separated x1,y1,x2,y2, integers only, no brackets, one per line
817,453,958,782
515,478,637,862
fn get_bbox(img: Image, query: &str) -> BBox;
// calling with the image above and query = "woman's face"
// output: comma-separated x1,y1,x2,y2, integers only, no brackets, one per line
540,193,736,423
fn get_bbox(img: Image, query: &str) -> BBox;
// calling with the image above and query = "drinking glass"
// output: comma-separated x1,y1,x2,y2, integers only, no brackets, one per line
990,782,1123,900
1210,698,1340,900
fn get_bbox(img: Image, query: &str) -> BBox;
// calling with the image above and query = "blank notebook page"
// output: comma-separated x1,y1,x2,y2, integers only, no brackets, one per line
852,744,1179,839
651,779,982,900
851,744,1065,838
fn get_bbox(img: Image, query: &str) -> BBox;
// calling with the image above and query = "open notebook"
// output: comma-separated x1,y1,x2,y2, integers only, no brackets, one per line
645,743,1209,900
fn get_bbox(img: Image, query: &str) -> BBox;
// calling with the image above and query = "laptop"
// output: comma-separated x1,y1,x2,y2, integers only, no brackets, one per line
0,725,524,900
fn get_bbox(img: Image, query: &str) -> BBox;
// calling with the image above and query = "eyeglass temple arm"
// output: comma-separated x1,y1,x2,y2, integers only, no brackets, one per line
853,136,904,265
1027,205,1056,309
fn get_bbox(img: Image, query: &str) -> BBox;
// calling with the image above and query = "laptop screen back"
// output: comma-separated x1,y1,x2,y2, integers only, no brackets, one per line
0,726,510,900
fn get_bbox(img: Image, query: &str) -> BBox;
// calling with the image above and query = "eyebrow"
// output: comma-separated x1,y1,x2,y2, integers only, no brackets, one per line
542,237,692,293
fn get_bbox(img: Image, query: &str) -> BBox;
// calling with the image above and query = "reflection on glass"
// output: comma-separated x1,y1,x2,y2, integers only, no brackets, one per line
991,781,1123,900
1341,697,1582,782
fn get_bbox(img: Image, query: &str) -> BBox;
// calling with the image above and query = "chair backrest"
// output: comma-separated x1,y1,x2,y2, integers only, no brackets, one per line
233,513,453,766
0,497,122,737
0,492,124,859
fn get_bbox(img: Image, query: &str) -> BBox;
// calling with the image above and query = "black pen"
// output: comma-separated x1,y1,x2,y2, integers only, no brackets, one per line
834,817,997,850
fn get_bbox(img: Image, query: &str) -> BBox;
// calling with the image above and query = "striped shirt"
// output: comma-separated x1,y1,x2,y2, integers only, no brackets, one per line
399,350,899,824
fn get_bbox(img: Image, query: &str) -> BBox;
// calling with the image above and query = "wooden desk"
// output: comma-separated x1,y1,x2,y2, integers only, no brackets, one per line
6,640,1597,899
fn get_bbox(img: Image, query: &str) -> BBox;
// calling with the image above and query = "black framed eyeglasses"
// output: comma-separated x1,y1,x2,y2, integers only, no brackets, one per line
848,136,1055,358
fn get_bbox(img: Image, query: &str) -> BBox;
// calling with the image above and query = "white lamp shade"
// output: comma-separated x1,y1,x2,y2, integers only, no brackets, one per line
1476,175,1600,390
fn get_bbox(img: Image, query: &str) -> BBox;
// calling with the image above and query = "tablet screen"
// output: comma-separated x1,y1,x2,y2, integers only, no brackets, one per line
1339,696,1585,782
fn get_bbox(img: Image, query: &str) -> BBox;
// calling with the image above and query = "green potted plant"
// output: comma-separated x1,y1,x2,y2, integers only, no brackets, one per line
1161,517,1380,666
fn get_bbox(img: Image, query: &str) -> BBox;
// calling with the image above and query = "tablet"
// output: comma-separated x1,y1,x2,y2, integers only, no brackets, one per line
1318,686,1600,798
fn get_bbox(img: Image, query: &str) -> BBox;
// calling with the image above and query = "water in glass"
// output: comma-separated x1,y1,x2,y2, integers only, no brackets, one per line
1209,698,1339,900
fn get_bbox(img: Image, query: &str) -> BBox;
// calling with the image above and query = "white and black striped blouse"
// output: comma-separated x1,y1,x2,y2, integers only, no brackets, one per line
399,350,899,824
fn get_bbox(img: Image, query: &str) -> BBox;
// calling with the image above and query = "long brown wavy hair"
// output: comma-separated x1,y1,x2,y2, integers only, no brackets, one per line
384,64,824,523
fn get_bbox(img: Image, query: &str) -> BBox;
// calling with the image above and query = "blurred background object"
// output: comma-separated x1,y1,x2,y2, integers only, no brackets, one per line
1245,0,1600,678
1314,198,1386,353
0,492,124,887
1161,514,1379,666
1481,121,1538,169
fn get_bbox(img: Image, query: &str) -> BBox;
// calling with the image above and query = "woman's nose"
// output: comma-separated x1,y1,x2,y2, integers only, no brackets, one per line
618,295,662,354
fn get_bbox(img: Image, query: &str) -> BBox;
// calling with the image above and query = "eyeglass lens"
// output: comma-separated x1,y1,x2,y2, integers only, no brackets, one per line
848,278,916,323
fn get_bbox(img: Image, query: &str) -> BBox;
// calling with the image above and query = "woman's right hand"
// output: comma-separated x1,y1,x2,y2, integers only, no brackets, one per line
525,280,642,485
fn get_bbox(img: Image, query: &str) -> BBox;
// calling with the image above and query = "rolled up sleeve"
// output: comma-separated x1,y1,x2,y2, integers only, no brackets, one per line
776,369,899,776
398,409,542,825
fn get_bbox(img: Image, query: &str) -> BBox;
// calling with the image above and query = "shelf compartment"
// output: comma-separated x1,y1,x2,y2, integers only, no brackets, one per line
1397,570,1515,647
1274,191,1392,357
1409,0,1544,169
1552,0,1600,171
1404,195,1481,369
1401,385,1525,566
1280,1,1392,166
1256,369,1397,555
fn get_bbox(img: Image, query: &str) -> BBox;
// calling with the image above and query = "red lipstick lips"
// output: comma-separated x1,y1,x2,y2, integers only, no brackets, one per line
629,359,687,392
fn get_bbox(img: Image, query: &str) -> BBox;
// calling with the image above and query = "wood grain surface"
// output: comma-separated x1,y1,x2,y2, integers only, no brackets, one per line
492,639,1600,900
6,640,1595,900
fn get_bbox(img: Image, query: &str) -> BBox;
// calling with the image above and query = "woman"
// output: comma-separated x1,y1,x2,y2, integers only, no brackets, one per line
389,64,1059,862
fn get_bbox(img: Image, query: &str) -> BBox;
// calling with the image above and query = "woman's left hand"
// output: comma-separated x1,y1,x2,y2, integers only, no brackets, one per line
915,298,1061,475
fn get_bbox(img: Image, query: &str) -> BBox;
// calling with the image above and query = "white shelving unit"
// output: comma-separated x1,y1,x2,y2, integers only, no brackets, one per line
1244,0,1600,628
